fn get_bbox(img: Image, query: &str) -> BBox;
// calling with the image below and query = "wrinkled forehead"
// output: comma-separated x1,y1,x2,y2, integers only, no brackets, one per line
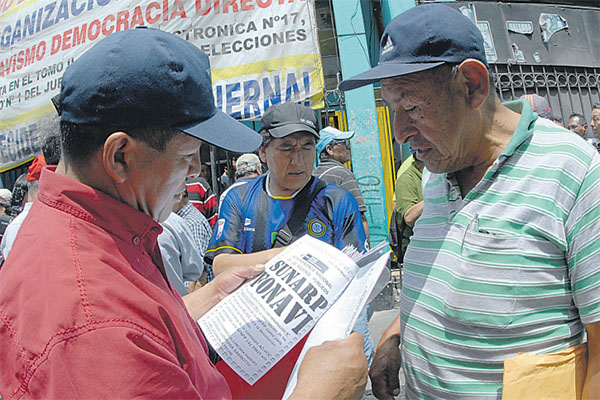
381,73,429,103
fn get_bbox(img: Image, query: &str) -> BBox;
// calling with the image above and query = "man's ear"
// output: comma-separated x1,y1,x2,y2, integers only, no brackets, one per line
326,144,335,156
258,146,267,163
457,59,490,110
102,132,136,184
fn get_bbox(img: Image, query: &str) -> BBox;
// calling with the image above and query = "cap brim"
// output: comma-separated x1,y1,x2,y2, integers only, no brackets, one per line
177,109,262,153
333,131,355,140
338,62,445,91
268,123,319,139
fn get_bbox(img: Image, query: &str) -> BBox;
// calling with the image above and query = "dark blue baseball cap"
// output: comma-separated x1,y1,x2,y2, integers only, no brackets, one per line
56,27,261,153
338,4,488,91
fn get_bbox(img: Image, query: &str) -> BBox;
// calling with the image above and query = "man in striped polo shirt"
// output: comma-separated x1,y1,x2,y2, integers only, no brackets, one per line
340,4,600,399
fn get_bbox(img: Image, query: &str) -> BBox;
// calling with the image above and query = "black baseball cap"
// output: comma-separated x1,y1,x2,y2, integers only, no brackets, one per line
55,27,262,153
260,102,319,138
338,4,489,91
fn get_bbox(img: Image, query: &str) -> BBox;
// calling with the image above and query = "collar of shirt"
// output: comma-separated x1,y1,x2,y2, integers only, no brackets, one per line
176,202,196,220
38,166,163,255
500,99,538,158
264,173,305,200
444,99,537,193
317,159,344,168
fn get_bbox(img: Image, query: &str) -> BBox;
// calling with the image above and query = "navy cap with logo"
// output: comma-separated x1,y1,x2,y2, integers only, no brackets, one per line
260,102,319,139
339,4,488,91
55,27,261,153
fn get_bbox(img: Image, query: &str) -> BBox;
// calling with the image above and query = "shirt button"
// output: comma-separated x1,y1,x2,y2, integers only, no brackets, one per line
132,236,141,246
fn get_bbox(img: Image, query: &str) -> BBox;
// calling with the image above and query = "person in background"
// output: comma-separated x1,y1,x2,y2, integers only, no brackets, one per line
0,28,367,399
219,165,231,190
186,174,218,229
590,103,600,139
0,189,11,256
206,102,371,397
520,93,552,119
551,115,563,126
313,126,370,242
0,154,45,259
158,191,204,296
218,153,262,210
175,188,214,288
0,189,11,216
394,150,424,264
567,113,588,137
200,163,212,182
7,174,27,218
234,153,262,184
340,4,599,399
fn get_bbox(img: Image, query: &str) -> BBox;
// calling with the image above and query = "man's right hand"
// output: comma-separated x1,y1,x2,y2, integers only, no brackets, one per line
290,332,368,400
370,315,401,399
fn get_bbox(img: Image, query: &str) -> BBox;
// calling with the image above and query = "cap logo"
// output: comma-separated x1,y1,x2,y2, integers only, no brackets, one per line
300,118,315,128
381,35,394,55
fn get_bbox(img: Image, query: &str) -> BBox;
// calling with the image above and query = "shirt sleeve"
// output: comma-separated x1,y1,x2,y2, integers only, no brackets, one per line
159,216,203,296
197,214,213,258
566,152,600,324
27,327,215,399
205,188,245,264
332,189,367,252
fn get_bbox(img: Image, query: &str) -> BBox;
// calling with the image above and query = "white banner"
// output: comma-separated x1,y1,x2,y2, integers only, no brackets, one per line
0,0,324,171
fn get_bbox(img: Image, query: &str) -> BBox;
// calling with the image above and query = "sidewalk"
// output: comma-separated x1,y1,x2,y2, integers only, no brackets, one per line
362,272,403,400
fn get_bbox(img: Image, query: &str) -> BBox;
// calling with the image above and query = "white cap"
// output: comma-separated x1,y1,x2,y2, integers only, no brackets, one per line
0,188,11,203
236,153,262,177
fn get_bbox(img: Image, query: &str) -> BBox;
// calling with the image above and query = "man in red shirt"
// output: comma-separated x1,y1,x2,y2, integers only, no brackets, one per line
0,28,367,399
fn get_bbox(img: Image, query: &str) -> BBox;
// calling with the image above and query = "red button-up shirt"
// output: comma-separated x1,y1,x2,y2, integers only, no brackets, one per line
0,167,230,399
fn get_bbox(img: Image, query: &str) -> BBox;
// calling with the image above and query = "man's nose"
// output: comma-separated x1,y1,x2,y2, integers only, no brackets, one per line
393,111,417,144
289,149,303,164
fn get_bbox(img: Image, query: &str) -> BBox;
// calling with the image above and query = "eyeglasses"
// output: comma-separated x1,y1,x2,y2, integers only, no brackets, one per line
331,140,350,148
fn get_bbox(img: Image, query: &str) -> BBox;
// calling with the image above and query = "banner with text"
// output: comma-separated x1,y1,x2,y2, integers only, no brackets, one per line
0,0,324,171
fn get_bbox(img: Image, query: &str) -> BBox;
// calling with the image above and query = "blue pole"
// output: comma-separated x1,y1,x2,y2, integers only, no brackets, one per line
381,0,416,163
331,0,390,245
380,0,416,25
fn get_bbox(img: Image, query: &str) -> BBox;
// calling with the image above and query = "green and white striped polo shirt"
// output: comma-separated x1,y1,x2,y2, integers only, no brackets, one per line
401,100,600,399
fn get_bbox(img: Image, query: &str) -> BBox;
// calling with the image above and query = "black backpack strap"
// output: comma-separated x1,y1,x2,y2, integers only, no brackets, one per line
272,177,327,248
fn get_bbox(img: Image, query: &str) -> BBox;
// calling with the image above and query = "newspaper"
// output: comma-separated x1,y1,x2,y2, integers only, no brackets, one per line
198,235,390,386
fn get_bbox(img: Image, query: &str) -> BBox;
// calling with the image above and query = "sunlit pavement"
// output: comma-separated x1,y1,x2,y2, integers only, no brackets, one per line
363,268,403,400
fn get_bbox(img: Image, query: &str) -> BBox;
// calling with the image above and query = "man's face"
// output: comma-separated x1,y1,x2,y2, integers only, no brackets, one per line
327,140,352,164
591,108,600,139
568,116,587,137
259,132,316,196
382,72,473,174
200,164,211,180
133,134,201,222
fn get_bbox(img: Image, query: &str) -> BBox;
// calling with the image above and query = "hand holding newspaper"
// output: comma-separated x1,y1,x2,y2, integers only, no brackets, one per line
198,235,390,394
